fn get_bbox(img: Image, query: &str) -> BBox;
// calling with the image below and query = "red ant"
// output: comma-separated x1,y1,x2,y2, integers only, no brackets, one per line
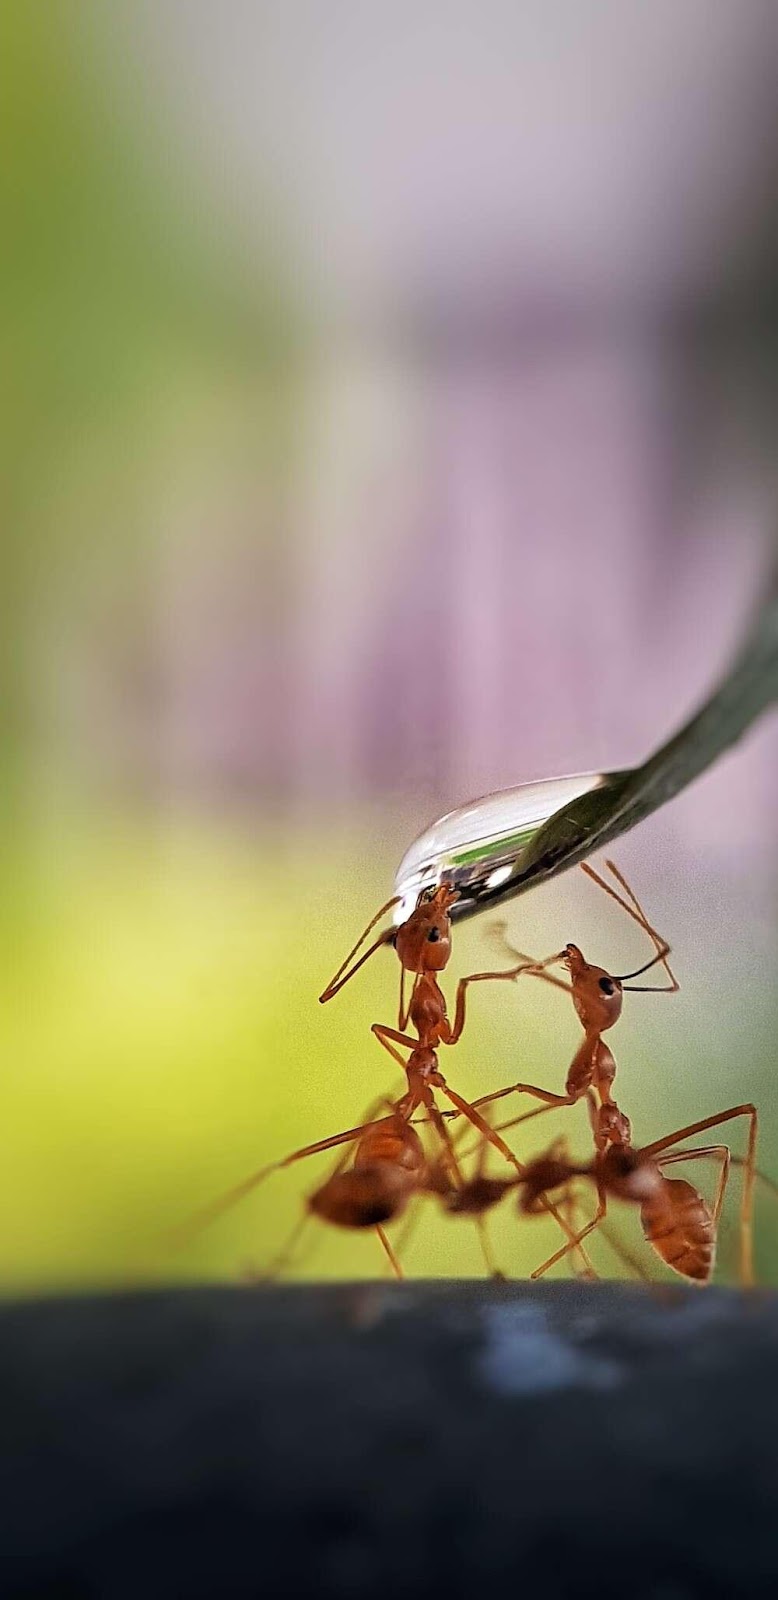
170,881,541,1281
173,1043,596,1280
321,885,544,1167
467,860,678,1140
173,1089,438,1280
444,1078,757,1283
319,883,526,1054
516,1087,758,1283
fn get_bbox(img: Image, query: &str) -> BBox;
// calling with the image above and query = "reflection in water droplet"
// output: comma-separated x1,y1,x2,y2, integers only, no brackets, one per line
393,772,607,923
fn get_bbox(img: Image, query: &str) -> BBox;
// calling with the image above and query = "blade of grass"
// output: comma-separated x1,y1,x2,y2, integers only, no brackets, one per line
456,564,778,919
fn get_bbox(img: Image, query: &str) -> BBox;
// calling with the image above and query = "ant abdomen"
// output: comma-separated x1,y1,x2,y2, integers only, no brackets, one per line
640,1175,715,1283
355,1116,426,1174
308,1163,413,1229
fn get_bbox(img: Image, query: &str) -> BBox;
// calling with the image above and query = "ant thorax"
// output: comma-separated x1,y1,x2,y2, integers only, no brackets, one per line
410,972,448,1038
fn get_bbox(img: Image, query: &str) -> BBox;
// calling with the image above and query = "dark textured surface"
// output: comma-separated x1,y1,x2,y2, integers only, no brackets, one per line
3,1280,778,1598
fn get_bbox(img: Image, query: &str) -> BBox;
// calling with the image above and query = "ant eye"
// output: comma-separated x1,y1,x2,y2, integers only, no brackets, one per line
599,977,615,996
427,927,441,943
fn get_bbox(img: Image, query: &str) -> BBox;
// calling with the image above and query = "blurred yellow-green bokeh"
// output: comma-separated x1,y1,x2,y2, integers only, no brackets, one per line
2,4,776,1293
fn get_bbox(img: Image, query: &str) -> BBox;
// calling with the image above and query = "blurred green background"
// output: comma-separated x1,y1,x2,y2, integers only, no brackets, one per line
2,3,776,1291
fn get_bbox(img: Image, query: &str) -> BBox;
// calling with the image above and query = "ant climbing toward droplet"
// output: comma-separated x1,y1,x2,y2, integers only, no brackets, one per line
172,874,597,1281
319,882,528,1053
457,859,677,1147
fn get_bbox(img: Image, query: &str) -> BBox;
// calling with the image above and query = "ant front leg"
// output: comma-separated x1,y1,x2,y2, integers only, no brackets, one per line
489,924,572,996
470,1082,576,1118
371,1022,418,1071
444,961,541,1046
467,1033,596,1126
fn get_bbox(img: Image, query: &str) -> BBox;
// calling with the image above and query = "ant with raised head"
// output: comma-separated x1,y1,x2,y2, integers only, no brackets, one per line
461,859,678,1140
320,883,528,1054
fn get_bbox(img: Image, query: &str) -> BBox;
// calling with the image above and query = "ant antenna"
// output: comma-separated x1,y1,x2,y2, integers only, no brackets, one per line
580,859,678,992
319,895,400,1003
613,952,671,983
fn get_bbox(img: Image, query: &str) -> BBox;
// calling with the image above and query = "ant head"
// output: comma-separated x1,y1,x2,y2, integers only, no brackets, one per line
601,1146,661,1204
394,883,458,973
564,943,623,1031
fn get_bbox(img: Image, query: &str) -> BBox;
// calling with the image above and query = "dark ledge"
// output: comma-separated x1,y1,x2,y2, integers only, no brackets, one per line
4,1280,778,1598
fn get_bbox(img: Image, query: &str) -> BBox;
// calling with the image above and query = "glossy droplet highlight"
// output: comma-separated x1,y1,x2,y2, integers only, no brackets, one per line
393,772,607,922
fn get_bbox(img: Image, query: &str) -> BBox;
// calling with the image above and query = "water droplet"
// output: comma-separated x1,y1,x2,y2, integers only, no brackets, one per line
393,772,607,922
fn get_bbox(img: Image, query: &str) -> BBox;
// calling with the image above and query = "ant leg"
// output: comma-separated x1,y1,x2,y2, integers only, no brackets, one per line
560,1190,596,1280
530,1195,607,1280
642,1104,757,1287
376,1225,404,1280
318,896,399,1003
371,1022,416,1071
657,1145,731,1226
392,1196,423,1262
399,967,425,1031
580,860,678,992
444,960,546,1045
435,1082,595,1271
250,1212,313,1283
732,1156,778,1201
470,1082,575,1117
476,1216,506,1280
468,1115,508,1279
489,923,573,993
426,1098,469,1197
456,1099,570,1163
498,1100,572,1135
